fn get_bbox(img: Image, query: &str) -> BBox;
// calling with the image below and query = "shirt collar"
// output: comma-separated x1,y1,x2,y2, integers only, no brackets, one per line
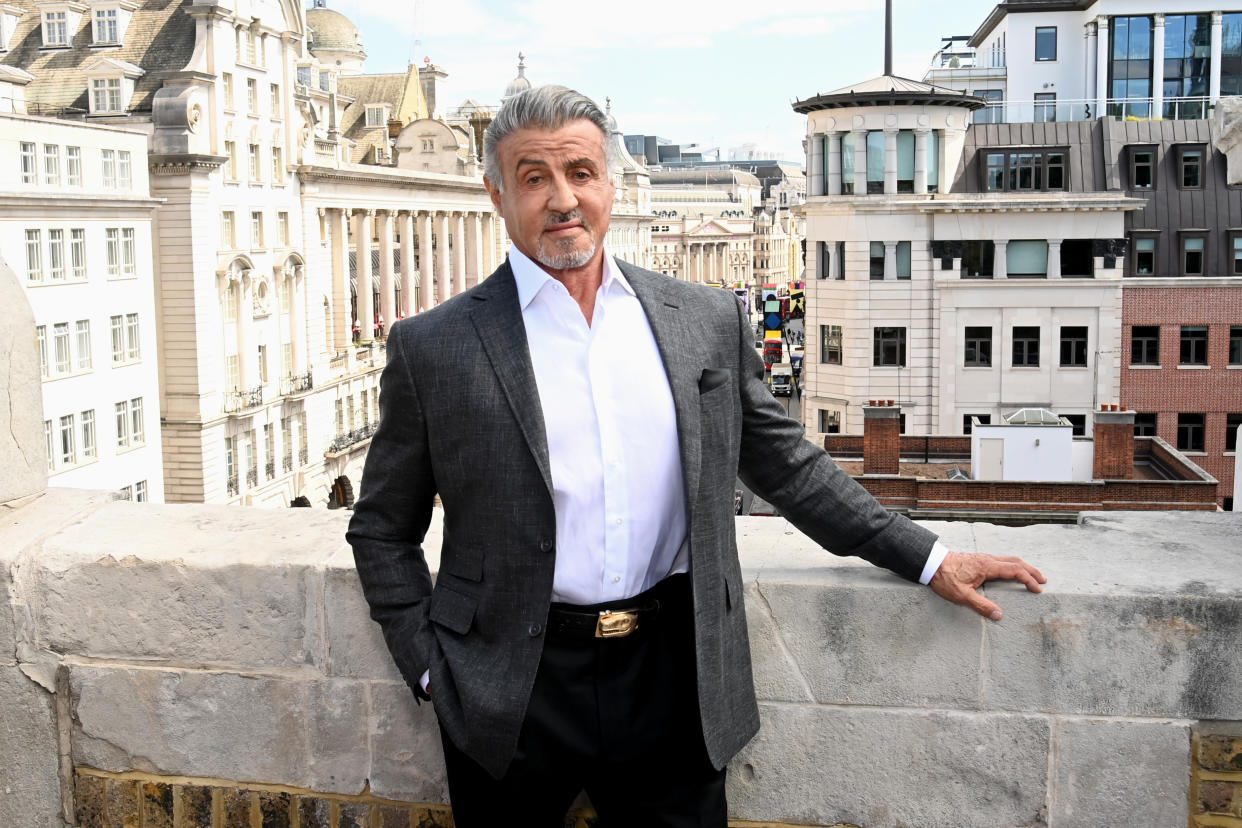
509,244,635,311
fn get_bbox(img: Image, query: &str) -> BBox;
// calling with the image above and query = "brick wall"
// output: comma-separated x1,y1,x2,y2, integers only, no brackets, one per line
1191,727,1242,828
1093,408,1136,480
862,404,900,475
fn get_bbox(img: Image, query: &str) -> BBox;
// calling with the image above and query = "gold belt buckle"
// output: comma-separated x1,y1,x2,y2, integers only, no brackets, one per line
595,610,639,638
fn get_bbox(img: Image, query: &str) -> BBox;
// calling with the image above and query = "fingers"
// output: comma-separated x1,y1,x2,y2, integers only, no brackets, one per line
962,587,1003,622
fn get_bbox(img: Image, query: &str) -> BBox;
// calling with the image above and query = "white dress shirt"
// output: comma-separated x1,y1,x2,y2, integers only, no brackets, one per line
510,245,688,605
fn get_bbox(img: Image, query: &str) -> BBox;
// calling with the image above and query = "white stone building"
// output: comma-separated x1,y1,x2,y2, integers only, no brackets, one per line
1,112,163,500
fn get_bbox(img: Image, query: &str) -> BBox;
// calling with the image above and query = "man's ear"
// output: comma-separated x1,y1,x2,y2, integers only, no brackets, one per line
483,176,504,215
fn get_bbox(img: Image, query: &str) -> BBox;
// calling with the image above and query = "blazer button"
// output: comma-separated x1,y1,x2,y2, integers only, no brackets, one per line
539,539,553,553
528,623,543,637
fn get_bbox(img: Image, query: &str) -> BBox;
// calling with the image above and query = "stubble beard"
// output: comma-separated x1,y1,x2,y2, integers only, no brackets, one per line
535,210,596,270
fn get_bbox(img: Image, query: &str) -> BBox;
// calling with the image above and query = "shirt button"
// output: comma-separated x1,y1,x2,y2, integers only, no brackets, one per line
539,539,553,553
528,623,543,637
615,518,623,525
612,575,621,583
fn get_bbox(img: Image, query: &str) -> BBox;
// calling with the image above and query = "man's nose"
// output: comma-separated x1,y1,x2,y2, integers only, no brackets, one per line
546,173,578,213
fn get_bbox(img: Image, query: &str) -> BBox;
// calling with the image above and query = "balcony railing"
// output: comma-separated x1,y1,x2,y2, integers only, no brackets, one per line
226,474,238,497
223,385,264,413
298,447,309,466
283,453,293,474
265,460,276,480
328,423,377,454
280,372,313,396
968,95,1217,125
246,468,258,488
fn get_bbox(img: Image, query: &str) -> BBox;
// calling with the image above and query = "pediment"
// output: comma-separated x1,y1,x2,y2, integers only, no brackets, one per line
687,220,731,236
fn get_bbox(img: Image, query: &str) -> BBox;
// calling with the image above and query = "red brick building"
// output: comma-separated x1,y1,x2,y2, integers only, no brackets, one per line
1122,285,1242,510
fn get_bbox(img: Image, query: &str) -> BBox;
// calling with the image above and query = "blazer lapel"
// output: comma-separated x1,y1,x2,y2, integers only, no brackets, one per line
467,262,555,500
620,262,703,527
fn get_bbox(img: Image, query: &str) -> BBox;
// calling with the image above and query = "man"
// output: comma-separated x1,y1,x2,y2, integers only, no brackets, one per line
347,85,1046,827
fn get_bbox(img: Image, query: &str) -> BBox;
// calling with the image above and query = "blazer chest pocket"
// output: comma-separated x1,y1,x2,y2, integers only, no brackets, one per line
429,585,477,635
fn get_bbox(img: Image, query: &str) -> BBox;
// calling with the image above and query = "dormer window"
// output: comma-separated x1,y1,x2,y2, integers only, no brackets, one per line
92,77,119,111
1,4,26,51
93,7,115,41
89,1,138,46
38,1,87,47
83,56,143,115
365,104,389,128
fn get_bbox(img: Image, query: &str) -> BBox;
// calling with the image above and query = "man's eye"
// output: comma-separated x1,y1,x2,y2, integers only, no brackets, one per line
524,175,541,185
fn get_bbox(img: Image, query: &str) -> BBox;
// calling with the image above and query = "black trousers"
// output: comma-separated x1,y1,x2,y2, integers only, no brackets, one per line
439,574,728,828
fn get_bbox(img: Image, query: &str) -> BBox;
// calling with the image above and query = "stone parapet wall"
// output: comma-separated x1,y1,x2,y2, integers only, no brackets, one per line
3,490,1241,827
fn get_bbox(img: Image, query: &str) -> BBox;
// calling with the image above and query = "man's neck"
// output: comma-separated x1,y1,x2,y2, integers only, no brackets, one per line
536,249,607,326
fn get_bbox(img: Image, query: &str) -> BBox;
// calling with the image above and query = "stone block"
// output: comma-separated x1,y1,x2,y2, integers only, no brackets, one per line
742,581,813,702
105,777,140,828
33,502,327,670
257,790,292,828
140,781,173,828
308,679,369,794
0,666,61,828
73,773,105,828
180,784,213,826
0,257,47,505
338,801,370,828
1049,717,1189,827
221,788,252,825
71,665,310,786
297,796,331,828
323,562,404,682
1198,780,1235,814
728,704,1049,828
753,574,981,707
1198,733,1242,772
376,803,409,828
984,591,1242,719
367,681,448,805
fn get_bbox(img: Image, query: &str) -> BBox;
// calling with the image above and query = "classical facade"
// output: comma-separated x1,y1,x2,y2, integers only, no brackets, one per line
647,169,758,287
1,112,163,501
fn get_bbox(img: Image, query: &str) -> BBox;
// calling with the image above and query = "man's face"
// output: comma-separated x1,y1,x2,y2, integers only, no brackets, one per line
485,119,615,272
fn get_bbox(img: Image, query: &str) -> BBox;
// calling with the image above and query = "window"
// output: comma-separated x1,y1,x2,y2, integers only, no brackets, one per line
1133,236,1156,275
118,150,130,189
873,327,906,367
114,398,144,448
66,146,81,186
246,77,258,114
43,144,60,186
1035,27,1057,61
1034,93,1056,122
1164,15,1211,118
818,410,841,434
125,313,140,360
296,66,311,87
20,142,36,184
44,421,54,472
1180,325,1208,365
101,149,116,188
1012,326,1040,367
1177,325,1207,364
110,315,124,363
130,397,144,444
53,323,70,373
1063,414,1086,436
1182,235,1205,276
1130,148,1155,189
105,228,120,276
75,320,91,370
1131,325,1160,365
1227,413,1242,452
48,229,65,280
277,212,290,246
869,242,885,279
121,228,135,275
1178,413,1205,452
1007,240,1048,277
1233,235,1242,276
963,414,991,435
270,83,280,117
1134,413,1157,437
365,105,387,127
224,141,238,180
896,241,911,279
984,150,1067,191
135,480,147,502
1059,239,1095,277
974,89,1003,124
43,10,67,45
258,343,268,383
93,8,117,42
821,324,842,365
319,70,330,92
37,326,48,378
964,326,992,367
248,143,261,182
1231,326,1242,365
92,78,122,113
221,211,235,248
1180,147,1204,188
59,414,75,465
1110,16,1154,118
271,147,283,183
26,230,42,281
225,436,236,494
961,241,994,278
866,130,884,194
81,410,96,459
282,417,293,473
115,402,128,448
70,229,86,279
222,73,234,109
111,313,139,364
1059,326,1088,367
251,211,263,248
105,227,136,277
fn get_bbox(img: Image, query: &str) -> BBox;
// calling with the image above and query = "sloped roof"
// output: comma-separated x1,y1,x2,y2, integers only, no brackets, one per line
0,0,197,114
338,69,426,163
793,74,984,113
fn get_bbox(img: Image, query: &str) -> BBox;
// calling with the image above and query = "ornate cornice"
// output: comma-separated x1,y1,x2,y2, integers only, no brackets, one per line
149,153,228,176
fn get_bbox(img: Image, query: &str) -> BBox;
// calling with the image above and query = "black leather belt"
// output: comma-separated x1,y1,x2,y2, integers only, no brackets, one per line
547,599,661,640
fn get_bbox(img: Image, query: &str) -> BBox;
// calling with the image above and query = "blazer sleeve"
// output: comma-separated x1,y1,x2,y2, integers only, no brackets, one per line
346,324,438,699
730,299,938,582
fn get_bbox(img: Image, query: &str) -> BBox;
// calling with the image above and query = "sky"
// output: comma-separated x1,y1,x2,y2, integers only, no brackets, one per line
321,0,1000,162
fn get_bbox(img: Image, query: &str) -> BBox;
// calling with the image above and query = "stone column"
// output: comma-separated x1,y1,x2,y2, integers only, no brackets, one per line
466,212,482,287
852,129,868,195
1152,15,1166,118
1047,240,1062,278
809,133,824,197
329,208,350,351
435,211,451,302
1211,10,1224,106
482,213,497,275
453,211,467,295
994,240,1008,279
1085,22,1097,108
418,211,434,312
377,209,395,336
1095,16,1110,117
884,241,897,281
238,270,255,388
884,128,898,195
828,131,843,195
914,128,929,194
354,209,374,344
399,211,415,318
291,265,306,374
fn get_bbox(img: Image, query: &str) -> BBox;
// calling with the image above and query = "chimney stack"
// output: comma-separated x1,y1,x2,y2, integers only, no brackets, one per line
863,401,901,475
1093,404,1136,480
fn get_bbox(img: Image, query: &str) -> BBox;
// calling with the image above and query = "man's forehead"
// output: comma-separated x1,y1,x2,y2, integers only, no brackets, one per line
501,122,606,163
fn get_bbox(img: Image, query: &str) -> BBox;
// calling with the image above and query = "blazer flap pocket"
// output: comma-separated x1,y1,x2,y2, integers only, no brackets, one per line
699,367,731,394
429,586,477,635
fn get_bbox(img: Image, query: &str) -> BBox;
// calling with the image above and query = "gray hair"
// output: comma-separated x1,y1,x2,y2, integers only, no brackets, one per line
483,85,617,190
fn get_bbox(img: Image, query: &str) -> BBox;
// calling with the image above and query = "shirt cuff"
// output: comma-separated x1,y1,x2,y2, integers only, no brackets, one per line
919,540,949,585
419,669,430,692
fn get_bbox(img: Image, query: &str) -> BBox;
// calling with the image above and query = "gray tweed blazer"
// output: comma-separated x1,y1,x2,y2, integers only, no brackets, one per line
346,258,937,779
